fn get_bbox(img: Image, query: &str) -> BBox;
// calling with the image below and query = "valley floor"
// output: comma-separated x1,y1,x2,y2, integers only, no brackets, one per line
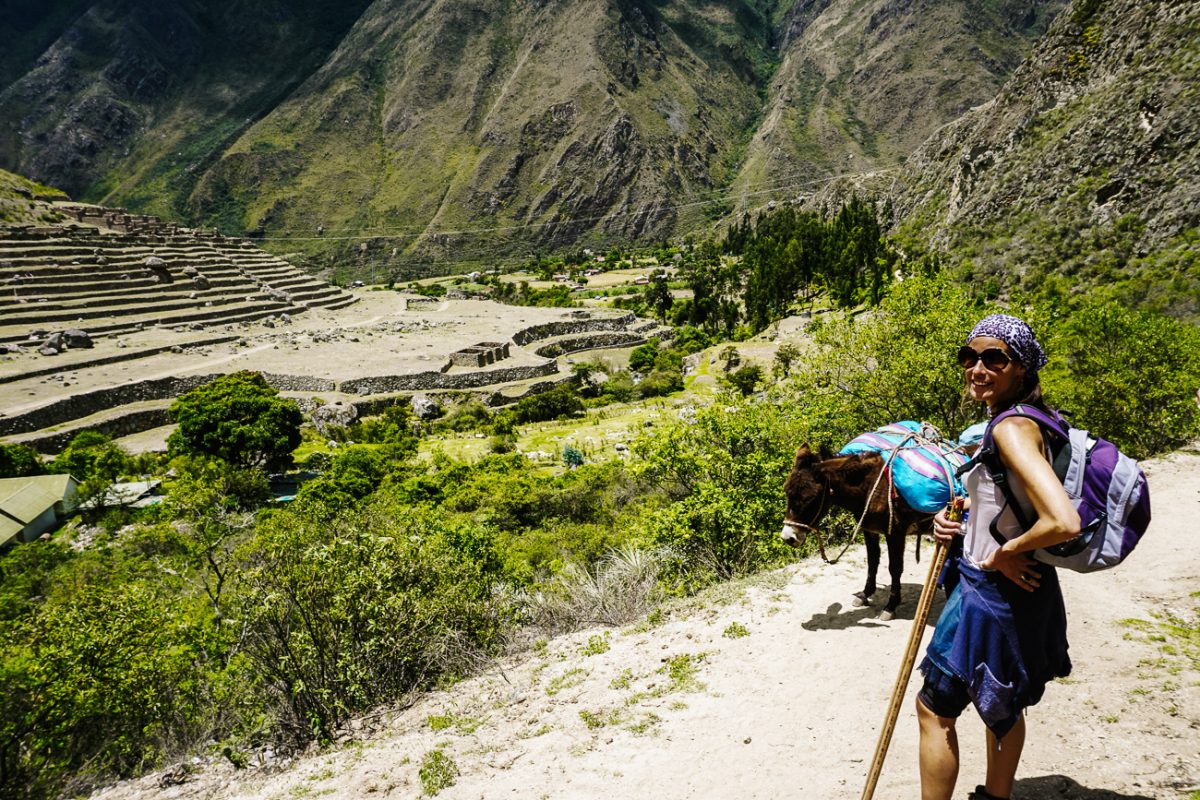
94,449,1200,800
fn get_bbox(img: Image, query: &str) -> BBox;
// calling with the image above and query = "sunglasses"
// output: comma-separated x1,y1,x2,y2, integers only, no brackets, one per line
956,345,1013,371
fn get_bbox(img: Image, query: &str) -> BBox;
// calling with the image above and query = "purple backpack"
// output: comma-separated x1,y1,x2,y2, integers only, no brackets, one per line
974,405,1151,573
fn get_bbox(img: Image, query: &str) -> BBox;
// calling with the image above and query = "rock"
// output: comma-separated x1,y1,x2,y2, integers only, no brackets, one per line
44,331,65,350
38,343,61,356
63,329,93,348
192,275,209,289
311,402,357,434
181,265,198,277
0,343,22,354
411,394,442,420
144,256,167,268
280,313,292,324
96,255,107,265
263,319,275,328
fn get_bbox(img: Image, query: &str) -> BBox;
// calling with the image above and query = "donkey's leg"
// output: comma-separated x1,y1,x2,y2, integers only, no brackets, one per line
853,532,881,607
880,531,906,621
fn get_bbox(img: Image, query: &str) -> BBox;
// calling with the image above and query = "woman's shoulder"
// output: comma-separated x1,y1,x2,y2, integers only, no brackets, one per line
991,413,1048,457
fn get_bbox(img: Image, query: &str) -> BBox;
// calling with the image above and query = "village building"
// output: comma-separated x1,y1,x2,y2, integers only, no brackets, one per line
0,474,79,547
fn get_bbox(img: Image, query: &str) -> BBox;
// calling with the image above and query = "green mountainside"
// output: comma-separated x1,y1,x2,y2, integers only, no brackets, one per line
0,0,1063,273
892,0,1200,314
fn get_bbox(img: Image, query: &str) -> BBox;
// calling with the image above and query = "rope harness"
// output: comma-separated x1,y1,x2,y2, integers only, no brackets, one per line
789,422,968,565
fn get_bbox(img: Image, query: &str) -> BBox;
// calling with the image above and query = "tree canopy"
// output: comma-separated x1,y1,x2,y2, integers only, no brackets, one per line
167,372,303,471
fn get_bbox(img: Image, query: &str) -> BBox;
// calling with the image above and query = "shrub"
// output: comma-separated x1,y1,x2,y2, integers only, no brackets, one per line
0,443,43,478
634,401,803,590
725,364,763,397
513,383,584,424
526,545,664,633
779,273,988,444
1042,298,1200,458
237,499,511,743
628,338,661,373
0,581,231,799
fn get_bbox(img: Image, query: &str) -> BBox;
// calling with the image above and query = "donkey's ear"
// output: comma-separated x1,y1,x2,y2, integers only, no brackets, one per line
819,443,834,460
794,444,813,468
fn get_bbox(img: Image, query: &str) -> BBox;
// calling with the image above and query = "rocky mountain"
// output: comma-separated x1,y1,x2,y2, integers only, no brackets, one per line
0,0,1061,272
891,0,1200,313
733,0,1063,200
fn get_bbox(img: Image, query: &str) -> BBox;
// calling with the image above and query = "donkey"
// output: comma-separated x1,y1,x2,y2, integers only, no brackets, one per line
781,444,935,620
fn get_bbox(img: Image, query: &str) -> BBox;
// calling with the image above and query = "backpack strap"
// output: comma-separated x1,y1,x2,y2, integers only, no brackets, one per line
970,405,1070,546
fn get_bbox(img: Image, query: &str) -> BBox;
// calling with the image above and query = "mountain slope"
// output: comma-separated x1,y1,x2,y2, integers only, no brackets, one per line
1,0,1065,267
0,0,376,212
892,0,1200,314
732,0,1065,202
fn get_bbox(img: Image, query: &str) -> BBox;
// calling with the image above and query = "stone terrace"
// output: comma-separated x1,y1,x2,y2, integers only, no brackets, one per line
0,215,354,346
0,291,669,453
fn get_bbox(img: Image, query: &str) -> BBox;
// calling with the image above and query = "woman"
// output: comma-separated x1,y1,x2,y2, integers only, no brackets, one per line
918,314,1081,800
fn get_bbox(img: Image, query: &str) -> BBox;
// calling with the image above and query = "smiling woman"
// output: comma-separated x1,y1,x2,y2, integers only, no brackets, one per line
918,313,1079,800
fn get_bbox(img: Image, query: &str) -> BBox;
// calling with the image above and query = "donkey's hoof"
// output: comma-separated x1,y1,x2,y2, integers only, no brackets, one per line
852,593,869,608
879,609,895,622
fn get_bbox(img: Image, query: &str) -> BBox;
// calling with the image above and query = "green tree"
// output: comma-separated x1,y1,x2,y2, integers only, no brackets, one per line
726,364,763,397
168,372,303,471
0,443,43,478
1041,298,1200,458
645,272,674,319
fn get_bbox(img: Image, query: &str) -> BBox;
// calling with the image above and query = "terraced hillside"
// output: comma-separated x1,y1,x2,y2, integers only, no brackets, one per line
0,211,355,347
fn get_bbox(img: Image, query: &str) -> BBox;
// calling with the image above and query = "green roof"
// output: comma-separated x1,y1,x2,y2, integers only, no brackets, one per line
0,482,59,523
0,515,22,548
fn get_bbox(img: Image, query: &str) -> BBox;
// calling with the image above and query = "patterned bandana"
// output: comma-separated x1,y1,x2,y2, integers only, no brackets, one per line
966,314,1048,373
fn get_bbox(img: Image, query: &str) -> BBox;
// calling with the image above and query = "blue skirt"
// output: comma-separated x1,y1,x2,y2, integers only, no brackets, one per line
920,556,1071,738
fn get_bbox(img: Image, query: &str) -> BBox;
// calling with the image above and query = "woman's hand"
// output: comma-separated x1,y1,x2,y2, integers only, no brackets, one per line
982,546,1041,591
931,508,961,546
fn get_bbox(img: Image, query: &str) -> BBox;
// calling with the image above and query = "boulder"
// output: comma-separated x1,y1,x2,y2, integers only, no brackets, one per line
44,331,65,350
144,256,167,268
63,329,93,348
311,402,357,434
411,394,443,420
181,265,199,277
192,275,210,289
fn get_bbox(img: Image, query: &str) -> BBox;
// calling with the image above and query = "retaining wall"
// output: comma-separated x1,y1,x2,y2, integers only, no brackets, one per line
0,372,336,436
338,361,559,396
510,313,636,346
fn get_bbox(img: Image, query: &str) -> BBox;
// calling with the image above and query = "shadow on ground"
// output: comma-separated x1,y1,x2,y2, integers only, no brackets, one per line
1013,774,1159,799
800,581,947,631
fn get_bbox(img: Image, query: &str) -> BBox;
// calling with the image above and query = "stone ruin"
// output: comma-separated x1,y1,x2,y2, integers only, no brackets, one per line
449,341,511,368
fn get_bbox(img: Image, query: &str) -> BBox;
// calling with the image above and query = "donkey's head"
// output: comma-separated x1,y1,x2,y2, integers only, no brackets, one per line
781,443,834,545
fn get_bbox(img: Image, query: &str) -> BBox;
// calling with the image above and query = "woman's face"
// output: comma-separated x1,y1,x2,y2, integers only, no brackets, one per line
963,336,1027,410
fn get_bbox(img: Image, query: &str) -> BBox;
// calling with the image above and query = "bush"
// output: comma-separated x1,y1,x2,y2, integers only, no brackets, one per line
0,443,43,478
0,581,232,799
634,401,803,590
526,545,664,633
238,499,511,743
1041,298,1200,458
779,273,988,444
628,338,661,373
726,364,763,397
513,383,584,424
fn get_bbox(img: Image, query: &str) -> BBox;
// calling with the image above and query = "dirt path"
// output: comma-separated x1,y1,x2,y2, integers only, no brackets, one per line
96,450,1200,800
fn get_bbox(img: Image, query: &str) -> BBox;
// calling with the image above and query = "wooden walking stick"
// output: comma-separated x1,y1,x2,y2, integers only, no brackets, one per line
860,497,960,800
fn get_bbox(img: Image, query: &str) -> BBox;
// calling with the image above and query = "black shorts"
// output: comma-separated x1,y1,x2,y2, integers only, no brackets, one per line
918,664,971,719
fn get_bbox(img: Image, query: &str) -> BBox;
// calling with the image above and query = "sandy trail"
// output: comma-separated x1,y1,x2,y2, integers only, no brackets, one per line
96,450,1199,800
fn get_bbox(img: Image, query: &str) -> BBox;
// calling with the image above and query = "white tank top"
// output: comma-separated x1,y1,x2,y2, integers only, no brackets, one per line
961,458,1038,569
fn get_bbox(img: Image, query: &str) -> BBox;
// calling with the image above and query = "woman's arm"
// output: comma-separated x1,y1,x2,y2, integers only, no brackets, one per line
981,416,1081,589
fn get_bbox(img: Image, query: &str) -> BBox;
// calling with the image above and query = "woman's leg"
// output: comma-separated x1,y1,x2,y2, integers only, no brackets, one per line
917,696,959,800
982,714,1025,799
